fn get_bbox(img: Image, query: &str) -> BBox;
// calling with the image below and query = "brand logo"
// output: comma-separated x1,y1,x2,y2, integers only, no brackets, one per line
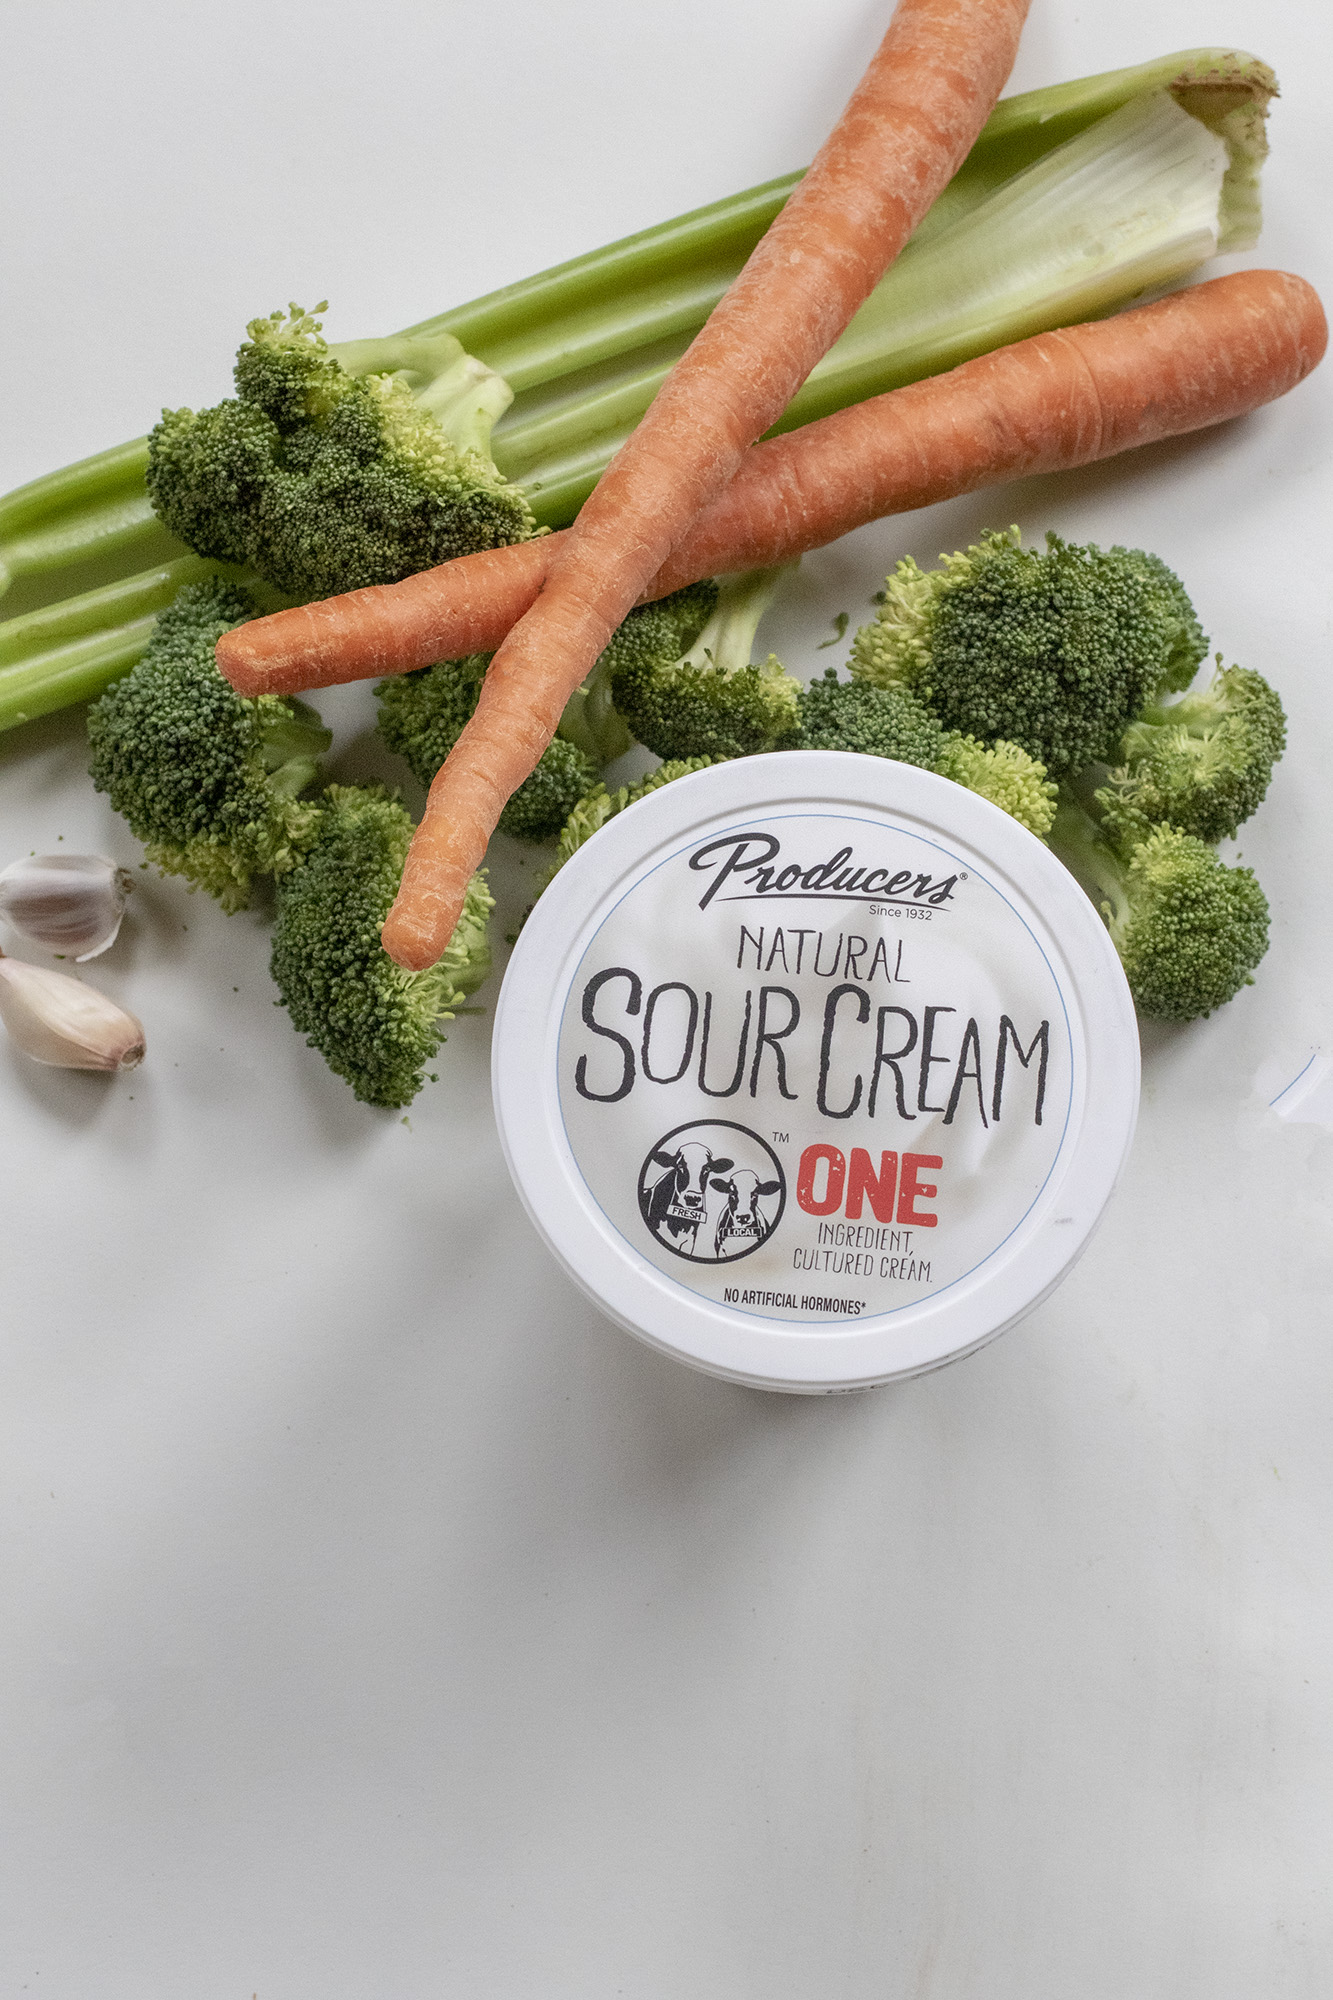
637,1119,786,1264
688,833,960,912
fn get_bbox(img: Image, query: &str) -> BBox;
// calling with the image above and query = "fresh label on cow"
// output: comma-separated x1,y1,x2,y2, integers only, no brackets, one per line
556,810,1076,1325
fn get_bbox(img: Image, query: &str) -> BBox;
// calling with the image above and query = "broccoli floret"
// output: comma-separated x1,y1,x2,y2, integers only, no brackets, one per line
1094,658,1287,850
375,654,599,841
1049,798,1269,1019
545,759,724,883
796,668,945,767
934,733,1059,839
794,669,1058,838
270,784,493,1107
86,578,330,911
849,528,1209,776
609,570,803,760
489,735,600,842
1137,549,1212,697
147,305,536,602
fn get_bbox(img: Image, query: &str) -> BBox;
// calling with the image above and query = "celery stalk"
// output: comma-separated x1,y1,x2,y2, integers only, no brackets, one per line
0,556,278,732
0,47,1274,729
491,57,1272,516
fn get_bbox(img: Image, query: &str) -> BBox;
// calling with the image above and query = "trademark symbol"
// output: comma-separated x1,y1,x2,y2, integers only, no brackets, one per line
772,1130,790,1145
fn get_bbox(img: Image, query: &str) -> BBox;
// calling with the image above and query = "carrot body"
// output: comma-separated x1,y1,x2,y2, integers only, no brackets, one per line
653,267,1328,586
220,538,558,695
381,0,1030,968
220,270,1327,700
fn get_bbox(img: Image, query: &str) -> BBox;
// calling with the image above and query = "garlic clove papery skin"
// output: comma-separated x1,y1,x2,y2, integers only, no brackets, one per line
0,853,132,960
0,957,145,1071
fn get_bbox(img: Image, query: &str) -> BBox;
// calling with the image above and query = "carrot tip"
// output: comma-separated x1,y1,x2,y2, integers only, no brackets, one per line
380,908,441,973
214,633,264,696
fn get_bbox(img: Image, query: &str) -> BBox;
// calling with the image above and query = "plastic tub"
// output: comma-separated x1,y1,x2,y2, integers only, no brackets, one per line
493,752,1139,1392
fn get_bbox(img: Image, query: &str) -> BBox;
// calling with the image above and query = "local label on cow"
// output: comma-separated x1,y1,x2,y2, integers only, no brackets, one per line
556,808,1075,1326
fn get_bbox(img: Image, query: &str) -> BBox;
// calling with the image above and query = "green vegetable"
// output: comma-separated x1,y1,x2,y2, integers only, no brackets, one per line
146,307,537,603
850,528,1208,776
0,552,287,735
86,579,331,912
1048,798,1270,1019
1094,658,1286,849
609,570,803,760
546,759,724,882
933,735,1060,840
795,669,1058,837
491,51,1270,523
548,662,1058,898
376,653,600,842
0,46,1273,723
380,565,797,843
796,667,946,770
270,784,493,1108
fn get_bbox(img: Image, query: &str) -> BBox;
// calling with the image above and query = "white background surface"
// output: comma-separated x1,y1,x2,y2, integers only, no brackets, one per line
2,3,1332,1994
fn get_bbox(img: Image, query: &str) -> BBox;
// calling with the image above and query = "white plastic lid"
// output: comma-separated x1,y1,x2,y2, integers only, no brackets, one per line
493,752,1139,1392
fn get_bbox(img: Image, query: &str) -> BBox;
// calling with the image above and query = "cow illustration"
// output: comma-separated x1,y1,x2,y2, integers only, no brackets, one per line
709,1166,782,1259
641,1141,734,1251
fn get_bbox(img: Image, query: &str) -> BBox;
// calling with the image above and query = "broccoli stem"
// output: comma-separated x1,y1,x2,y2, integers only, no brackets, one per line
1048,797,1130,929
323,329,518,458
0,49,1273,701
681,567,790,674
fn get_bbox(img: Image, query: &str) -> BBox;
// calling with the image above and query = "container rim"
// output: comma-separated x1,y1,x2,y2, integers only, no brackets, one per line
492,753,1139,1392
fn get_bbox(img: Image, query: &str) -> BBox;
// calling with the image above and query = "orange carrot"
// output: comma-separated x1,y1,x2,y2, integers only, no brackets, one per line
381,0,1030,968
653,268,1328,585
219,271,1327,701
219,538,558,697
217,541,562,697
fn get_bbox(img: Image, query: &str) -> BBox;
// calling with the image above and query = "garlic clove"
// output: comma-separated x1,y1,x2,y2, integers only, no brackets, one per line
0,852,132,960
0,955,145,1071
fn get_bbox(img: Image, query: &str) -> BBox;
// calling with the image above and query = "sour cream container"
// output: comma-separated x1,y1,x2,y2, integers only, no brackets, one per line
492,752,1139,1393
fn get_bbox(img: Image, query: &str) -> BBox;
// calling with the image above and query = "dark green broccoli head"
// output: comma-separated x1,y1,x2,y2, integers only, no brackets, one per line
796,669,945,766
794,671,1056,838
1096,660,1287,850
1049,801,1269,1020
375,655,599,842
147,306,536,602
609,572,803,760
496,736,602,842
1111,827,1270,1020
601,580,719,680
86,578,331,911
850,528,1209,776
1133,549,1210,697
270,784,493,1108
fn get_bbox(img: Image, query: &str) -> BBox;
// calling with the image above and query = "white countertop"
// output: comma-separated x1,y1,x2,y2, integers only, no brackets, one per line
2,2,1332,1992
